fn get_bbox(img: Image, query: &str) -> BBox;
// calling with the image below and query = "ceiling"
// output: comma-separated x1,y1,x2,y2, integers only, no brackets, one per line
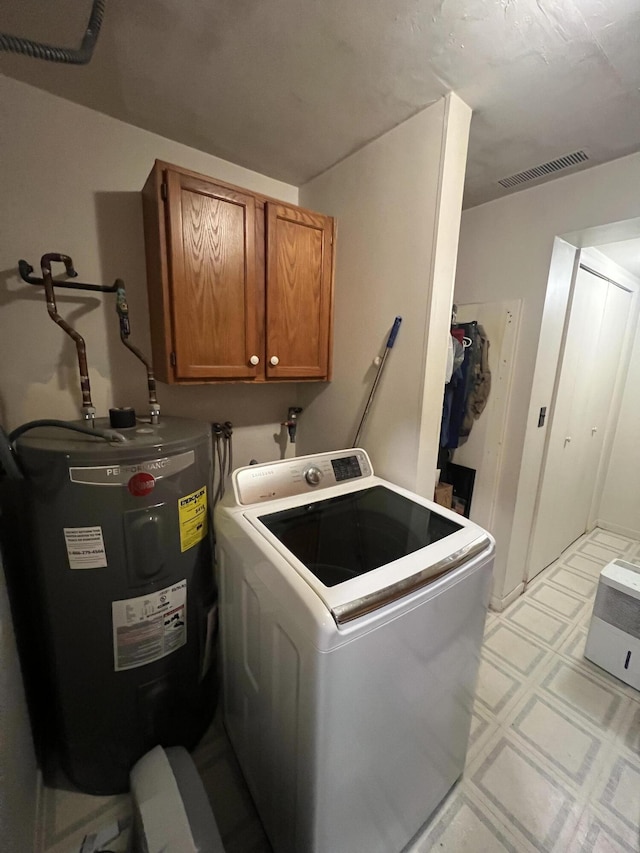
1,0,639,207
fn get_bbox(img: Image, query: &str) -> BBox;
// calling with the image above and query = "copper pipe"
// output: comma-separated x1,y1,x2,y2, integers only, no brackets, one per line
115,282,160,423
122,337,158,404
40,253,94,415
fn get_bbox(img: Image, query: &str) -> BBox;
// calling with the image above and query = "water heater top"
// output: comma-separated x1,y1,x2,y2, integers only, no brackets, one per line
15,416,211,463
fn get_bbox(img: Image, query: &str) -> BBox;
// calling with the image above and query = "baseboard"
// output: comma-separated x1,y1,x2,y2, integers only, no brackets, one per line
490,582,525,612
33,767,45,853
594,519,640,542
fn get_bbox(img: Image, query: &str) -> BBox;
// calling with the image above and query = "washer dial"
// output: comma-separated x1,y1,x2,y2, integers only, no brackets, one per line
304,465,323,486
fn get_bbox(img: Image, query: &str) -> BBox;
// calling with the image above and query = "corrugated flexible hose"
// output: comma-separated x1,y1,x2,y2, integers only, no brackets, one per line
0,0,106,64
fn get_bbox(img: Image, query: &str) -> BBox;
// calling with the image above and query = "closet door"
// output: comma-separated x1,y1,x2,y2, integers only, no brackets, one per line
565,280,630,541
528,268,631,579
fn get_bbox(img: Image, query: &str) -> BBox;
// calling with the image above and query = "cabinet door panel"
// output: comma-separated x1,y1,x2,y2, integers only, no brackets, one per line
265,203,333,379
166,171,259,379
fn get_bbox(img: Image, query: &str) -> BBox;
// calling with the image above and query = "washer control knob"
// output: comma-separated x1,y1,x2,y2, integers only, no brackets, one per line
249,355,260,366
304,465,323,486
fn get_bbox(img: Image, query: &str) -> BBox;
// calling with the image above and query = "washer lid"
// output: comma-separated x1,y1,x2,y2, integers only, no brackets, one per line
244,478,493,625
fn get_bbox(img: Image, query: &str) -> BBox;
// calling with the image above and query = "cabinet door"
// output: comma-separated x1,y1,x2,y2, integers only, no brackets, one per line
265,203,334,380
165,170,260,380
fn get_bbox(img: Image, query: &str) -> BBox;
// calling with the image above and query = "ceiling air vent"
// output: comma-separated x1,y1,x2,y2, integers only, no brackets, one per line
498,150,589,189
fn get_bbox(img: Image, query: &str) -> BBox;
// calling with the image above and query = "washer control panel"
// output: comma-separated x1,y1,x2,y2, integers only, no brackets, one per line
234,449,372,505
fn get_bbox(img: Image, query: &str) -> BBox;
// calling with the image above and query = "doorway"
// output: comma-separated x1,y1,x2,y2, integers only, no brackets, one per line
527,261,635,580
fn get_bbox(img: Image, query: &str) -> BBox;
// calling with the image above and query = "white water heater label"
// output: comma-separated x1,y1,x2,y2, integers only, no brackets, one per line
63,526,107,569
112,580,187,671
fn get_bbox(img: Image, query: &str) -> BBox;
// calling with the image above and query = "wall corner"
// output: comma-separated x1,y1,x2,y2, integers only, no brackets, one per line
415,92,472,498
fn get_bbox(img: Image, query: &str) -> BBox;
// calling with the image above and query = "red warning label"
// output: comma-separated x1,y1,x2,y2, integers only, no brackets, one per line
128,471,156,497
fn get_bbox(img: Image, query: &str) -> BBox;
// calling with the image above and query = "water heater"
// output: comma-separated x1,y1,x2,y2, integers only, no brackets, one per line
15,416,218,794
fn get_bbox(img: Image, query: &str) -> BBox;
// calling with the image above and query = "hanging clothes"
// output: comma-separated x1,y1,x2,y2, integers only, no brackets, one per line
450,330,465,372
439,321,491,450
459,324,491,444
445,334,454,383
440,332,466,446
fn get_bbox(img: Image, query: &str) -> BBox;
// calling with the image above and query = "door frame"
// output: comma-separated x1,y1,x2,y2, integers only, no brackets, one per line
525,252,638,583
500,240,640,610
480,216,640,611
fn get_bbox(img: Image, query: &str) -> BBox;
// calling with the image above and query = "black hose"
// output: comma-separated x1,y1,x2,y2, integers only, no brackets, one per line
0,0,106,65
0,425,23,480
224,422,233,477
216,435,225,503
9,419,125,445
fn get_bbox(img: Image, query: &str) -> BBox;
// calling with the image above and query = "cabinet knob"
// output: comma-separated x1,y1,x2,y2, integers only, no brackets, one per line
249,355,260,366
270,356,280,366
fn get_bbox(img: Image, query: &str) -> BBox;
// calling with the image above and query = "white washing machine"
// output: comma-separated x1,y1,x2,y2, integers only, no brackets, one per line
214,449,494,853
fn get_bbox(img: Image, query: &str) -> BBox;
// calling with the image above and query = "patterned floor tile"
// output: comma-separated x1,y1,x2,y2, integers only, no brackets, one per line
567,807,640,852
410,787,530,853
468,706,490,742
470,736,577,850
544,564,598,599
474,655,523,719
503,598,572,647
507,693,604,787
565,552,609,577
528,582,586,621
596,753,640,834
588,531,635,553
541,660,625,733
466,705,501,767
560,623,592,664
483,622,550,677
577,542,622,565
618,700,640,760
484,611,499,632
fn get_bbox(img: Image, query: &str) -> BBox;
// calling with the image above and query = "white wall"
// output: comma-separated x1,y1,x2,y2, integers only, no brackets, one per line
0,548,38,851
298,94,471,496
0,74,300,467
455,152,640,604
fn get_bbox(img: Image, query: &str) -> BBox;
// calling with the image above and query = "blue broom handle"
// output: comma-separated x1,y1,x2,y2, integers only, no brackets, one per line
352,317,402,447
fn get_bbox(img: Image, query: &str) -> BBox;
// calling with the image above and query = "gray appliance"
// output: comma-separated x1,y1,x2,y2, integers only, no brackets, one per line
0,253,218,794
15,417,218,794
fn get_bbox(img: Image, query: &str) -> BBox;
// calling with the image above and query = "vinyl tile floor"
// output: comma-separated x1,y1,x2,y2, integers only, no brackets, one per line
40,527,640,853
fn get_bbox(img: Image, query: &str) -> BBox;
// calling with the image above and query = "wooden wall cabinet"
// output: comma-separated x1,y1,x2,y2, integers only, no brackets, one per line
141,161,335,383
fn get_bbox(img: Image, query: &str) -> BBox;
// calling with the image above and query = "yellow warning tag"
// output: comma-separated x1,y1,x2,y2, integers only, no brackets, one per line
178,486,208,552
